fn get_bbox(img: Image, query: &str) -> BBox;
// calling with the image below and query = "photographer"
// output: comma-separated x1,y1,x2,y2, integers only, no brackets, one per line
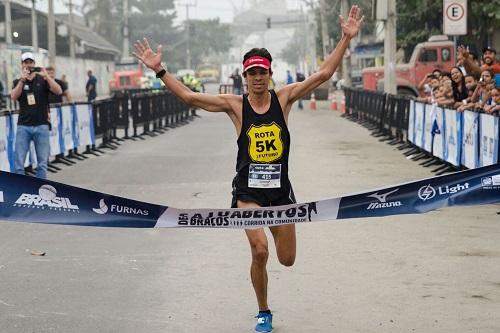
10,52,62,179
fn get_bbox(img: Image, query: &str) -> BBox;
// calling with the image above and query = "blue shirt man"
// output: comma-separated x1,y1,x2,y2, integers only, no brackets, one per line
86,70,97,102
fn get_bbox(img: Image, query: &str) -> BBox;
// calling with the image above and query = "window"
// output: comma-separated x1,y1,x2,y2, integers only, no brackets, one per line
419,49,438,62
441,48,451,62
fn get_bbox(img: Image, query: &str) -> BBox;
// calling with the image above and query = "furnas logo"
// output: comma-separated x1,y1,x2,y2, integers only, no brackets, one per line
93,199,149,216
13,185,79,212
366,188,402,210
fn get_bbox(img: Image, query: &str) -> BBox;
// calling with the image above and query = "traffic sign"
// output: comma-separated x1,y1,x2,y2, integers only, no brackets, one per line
443,0,467,35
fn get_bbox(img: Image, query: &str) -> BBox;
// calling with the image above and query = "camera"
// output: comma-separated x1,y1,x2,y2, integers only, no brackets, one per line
29,67,41,73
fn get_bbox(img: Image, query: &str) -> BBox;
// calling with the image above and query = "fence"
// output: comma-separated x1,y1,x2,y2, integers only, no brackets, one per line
0,89,191,174
344,87,499,174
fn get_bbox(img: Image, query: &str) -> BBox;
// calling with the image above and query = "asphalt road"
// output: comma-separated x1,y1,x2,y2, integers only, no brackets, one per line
1,98,499,333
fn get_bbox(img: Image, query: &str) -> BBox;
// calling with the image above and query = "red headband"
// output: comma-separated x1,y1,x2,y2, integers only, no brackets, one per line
243,56,271,72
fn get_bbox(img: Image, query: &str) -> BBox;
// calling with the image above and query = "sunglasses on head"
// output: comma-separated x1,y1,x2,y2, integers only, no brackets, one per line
246,68,269,76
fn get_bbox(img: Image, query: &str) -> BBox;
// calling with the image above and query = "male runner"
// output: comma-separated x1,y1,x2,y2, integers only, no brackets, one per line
133,6,363,332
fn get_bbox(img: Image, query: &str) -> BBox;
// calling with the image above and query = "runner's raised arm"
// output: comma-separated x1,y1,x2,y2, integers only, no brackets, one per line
278,5,364,110
133,38,237,113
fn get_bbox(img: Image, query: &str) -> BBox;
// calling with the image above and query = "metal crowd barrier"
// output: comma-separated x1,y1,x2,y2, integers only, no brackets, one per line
343,87,499,175
0,88,193,175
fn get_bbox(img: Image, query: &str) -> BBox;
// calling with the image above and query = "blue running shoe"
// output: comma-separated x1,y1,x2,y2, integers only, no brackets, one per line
255,312,273,332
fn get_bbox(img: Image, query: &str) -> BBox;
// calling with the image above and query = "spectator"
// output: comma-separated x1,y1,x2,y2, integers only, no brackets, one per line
432,69,442,79
0,80,4,108
296,71,306,109
86,70,97,102
457,74,478,112
46,67,73,104
286,70,293,84
230,69,243,95
435,81,454,107
450,67,468,108
458,45,500,76
483,87,500,114
10,52,62,179
471,69,495,109
416,74,440,103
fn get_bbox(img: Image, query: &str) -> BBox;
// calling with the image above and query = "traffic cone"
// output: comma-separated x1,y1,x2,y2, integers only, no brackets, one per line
341,94,346,113
330,92,337,111
309,92,317,111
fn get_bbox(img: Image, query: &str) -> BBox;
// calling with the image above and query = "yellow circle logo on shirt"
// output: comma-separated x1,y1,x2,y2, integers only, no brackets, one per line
247,122,284,163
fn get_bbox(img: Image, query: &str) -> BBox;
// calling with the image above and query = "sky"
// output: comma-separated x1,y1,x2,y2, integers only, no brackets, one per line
40,0,305,24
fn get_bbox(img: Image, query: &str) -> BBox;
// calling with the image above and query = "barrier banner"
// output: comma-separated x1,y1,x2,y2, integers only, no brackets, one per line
414,102,425,148
462,110,479,169
75,104,94,147
0,117,9,171
479,113,499,167
49,108,62,156
408,100,416,144
1,165,500,228
60,105,75,152
432,105,445,160
444,108,461,166
6,114,15,172
423,103,434,153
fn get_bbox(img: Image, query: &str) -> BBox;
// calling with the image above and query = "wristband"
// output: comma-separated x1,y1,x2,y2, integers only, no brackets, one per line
156,69,166,78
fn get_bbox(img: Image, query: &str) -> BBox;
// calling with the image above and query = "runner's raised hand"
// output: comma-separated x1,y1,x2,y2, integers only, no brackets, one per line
339,5,364,39
133,38,163,71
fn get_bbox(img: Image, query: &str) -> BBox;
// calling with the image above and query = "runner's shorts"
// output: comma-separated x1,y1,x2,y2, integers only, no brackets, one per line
231,174,296,208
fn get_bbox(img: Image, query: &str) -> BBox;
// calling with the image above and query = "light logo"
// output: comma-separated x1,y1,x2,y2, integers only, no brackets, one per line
418,185,436,201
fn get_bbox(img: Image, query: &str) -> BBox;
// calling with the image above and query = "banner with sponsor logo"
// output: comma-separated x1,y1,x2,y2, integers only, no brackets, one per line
49,108,62,156
479,113,499,167
414,102,426,149
0,116,10,171
1,164,500,228
423,103,433,153
432,105,445,160
408,100,416,144
462,110,479,169
60,105,75,152
443,108,461,166
75,104,94,147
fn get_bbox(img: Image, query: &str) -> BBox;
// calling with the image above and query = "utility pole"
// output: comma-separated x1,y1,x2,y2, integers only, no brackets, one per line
68,0,75,58
319,0,329,59
341,0,352,87
48,0,56,67
383,0,396,94
31,0,38,52
122,0,129,59
178,1,196,69
4,0,12,45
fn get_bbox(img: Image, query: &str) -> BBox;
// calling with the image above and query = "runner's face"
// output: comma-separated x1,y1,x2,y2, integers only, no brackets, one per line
245,67,270,93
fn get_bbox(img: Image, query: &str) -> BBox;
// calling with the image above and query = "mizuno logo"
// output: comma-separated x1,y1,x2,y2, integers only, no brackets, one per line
367,188,399,203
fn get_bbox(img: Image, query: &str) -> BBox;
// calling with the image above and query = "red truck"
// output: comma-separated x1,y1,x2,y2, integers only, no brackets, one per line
362,35,455,96
108,58,145,92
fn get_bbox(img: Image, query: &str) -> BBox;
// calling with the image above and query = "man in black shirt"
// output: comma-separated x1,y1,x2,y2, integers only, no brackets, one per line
47,67,72,104
10,52,62,179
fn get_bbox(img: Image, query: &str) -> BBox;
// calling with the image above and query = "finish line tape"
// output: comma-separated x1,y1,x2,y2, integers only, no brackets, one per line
1,165,500,229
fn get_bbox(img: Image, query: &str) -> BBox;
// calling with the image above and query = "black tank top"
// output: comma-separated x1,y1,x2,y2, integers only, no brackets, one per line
235,90,291,186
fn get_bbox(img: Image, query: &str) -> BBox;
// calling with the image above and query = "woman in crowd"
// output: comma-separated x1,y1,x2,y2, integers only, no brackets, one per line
450,67,468,108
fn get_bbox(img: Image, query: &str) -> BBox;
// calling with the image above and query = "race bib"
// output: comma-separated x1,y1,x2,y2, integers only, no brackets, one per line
246,122,283,163
248,163,281,188
27,93,36,106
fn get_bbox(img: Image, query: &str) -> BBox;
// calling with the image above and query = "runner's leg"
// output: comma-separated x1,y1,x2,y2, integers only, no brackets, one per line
239,199,270,311
269,224,296,266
